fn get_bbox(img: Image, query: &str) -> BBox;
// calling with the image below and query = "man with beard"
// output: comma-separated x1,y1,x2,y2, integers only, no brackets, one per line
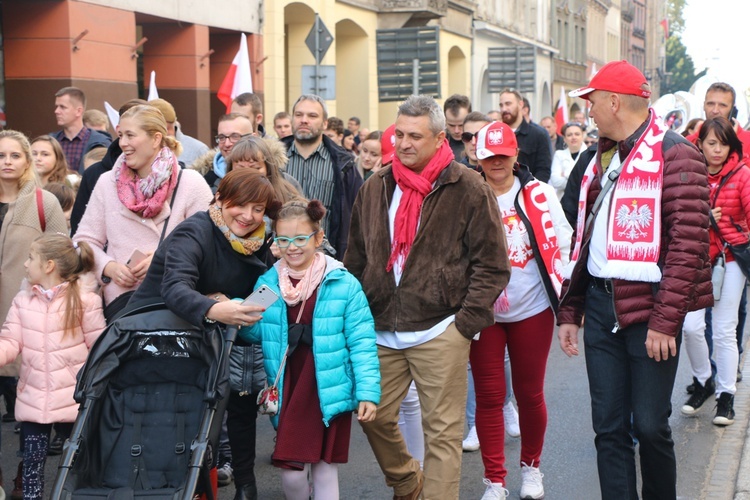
499,89,552,182
282,94,362,257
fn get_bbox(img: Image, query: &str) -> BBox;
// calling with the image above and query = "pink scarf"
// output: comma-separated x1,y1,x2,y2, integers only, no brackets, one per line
566,110,666,282
387,141,455,272
115,146,179,219
495,178,563,313
278,252,327,306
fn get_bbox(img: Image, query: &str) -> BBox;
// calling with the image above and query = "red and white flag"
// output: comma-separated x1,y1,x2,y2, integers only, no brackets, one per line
217,33,253,113
555,86,568,135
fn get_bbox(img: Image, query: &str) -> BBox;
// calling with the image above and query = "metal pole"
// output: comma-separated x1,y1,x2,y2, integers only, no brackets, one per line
314,14,321,95
412,58,419,95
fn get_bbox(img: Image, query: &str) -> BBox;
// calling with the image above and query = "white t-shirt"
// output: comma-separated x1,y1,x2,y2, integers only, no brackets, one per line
494,177,550,323
375,185,456,349
587,152,622,277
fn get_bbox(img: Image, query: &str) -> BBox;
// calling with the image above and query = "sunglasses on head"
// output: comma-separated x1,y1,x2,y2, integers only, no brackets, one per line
461,131,478,143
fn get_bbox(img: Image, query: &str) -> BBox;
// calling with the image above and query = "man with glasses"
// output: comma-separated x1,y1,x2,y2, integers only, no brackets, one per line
281,94,362,258
192,113,254,191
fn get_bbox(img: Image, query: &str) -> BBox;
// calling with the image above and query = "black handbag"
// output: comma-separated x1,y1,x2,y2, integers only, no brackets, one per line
708,166,750,281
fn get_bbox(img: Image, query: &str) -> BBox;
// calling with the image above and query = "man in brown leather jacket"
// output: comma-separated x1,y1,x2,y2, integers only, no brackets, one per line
344,95,510,500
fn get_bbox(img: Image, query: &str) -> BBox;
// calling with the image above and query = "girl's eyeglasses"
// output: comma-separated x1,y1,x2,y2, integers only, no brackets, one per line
274,231,319,248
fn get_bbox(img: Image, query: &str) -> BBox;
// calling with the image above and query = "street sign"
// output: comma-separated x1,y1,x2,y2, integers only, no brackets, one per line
305,15,333,64
302,65,336,100
376,26,441,102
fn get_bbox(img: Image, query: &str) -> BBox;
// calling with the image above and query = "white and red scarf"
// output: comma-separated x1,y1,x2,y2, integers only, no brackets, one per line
495,178,563,312
566,110,667,282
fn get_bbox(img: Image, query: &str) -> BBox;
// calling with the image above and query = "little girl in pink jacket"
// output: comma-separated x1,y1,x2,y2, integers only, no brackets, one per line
0,233,105,500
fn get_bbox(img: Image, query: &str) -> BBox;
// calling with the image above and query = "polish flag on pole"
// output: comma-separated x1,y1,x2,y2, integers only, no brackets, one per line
555,86,568,135
148,71,159,101
217,33,253,113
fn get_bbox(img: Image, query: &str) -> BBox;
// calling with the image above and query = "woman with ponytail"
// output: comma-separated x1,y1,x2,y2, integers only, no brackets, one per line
0,233,105,500
239,198,380,500
74,104,212,320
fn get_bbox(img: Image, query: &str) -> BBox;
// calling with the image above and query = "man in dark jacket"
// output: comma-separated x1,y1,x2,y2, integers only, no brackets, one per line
69,98,147,236
282,94,362,258
557,60,712,500
499,89,552,182
344,95,510,500
52,87,111,173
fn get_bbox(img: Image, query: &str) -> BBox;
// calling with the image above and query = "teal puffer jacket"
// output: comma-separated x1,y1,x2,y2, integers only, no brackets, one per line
239,257,381,427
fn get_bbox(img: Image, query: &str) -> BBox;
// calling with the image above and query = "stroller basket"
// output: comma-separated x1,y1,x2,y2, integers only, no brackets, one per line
51,303,234,500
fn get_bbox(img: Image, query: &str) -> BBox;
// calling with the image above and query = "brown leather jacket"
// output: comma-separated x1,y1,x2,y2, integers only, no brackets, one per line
557,124,713,336
343,161,511,339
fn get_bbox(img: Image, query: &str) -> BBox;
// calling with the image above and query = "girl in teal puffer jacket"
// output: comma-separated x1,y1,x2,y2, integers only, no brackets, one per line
239,199,380,500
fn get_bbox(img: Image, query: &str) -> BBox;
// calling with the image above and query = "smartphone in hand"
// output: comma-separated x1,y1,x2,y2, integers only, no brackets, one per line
126,249,148,270
242,285,280,314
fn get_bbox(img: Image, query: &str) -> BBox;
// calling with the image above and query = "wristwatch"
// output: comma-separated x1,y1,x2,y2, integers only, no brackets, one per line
101,273,111,284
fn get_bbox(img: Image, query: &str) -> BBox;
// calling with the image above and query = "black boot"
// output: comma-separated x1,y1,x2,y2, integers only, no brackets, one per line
680,376,715,416
713,392,735,426
233,483,258,500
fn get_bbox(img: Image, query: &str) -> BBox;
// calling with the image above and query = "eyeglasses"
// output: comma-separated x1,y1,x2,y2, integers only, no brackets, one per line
274,230,318,249
461,131,478,143
215,133,252,145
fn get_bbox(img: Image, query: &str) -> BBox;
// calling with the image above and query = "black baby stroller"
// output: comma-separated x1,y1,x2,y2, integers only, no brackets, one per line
50,302,236,500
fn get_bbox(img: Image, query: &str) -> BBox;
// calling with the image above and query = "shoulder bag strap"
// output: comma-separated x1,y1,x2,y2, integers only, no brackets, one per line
36,188,46,232
158,169,183,244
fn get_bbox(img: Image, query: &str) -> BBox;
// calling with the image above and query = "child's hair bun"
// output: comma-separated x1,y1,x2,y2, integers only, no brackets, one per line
306,199,327,222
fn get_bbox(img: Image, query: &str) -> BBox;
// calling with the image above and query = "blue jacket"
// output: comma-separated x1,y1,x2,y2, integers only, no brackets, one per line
239,256,381,427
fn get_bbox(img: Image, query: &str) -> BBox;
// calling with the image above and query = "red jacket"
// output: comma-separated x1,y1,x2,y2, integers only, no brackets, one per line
557,123,713,336
708,153,750,262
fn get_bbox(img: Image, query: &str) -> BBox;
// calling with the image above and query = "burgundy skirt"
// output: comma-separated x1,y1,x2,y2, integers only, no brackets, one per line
271,343,352,470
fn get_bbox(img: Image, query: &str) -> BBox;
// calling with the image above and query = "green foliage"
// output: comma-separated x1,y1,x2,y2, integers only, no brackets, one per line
667,0,686,35
663,35,706,94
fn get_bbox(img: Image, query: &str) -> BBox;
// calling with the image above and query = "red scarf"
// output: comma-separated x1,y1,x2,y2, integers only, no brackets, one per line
386,141,454,272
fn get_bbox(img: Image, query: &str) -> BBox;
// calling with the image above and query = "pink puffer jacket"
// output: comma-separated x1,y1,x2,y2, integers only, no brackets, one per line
0,276,105,423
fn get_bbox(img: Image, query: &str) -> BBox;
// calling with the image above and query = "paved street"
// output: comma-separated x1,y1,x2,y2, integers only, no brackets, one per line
1,325,741,499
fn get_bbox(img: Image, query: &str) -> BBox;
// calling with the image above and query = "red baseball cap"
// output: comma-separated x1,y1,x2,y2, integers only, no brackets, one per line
569,60,652,100
381,124,396,165
475,121,518,159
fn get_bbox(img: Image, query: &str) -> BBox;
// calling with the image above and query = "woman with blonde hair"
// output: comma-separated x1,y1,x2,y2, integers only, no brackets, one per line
0,129,67,486
30,135,70,186
74,104,212,321
227,136,302,204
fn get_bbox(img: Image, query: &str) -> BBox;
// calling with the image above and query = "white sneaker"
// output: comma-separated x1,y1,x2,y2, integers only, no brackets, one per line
480,478,509,499
462,425,480,451
520,462,545,499
504,401,521,438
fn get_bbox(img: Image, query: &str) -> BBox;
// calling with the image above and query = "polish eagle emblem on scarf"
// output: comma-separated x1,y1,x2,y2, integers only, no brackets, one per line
615,199,654,241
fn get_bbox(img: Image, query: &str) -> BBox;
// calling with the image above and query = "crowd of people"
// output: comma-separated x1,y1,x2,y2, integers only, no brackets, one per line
0,58,745,500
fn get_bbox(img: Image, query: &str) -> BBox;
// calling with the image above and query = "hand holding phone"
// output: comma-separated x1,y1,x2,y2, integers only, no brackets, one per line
126,249,148,270
242,285,280,311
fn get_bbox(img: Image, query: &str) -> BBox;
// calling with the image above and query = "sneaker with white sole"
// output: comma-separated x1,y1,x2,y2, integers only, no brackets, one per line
504,401,521,438
217,462,233,487
480,478,509,500
463,425,480,452
520,462,544,499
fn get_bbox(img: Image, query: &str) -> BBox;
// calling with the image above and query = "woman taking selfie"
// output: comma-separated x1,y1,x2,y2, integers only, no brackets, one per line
129,169,279,500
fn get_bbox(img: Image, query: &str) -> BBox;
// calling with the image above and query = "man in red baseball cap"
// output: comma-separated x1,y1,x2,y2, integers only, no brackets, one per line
558,59,712,499
569,59,652,100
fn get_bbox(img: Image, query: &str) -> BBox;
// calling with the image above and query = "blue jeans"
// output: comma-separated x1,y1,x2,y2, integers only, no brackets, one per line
583,284,680,500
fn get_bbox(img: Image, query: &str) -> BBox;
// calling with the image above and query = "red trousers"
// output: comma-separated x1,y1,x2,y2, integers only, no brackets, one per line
469,308,554,484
